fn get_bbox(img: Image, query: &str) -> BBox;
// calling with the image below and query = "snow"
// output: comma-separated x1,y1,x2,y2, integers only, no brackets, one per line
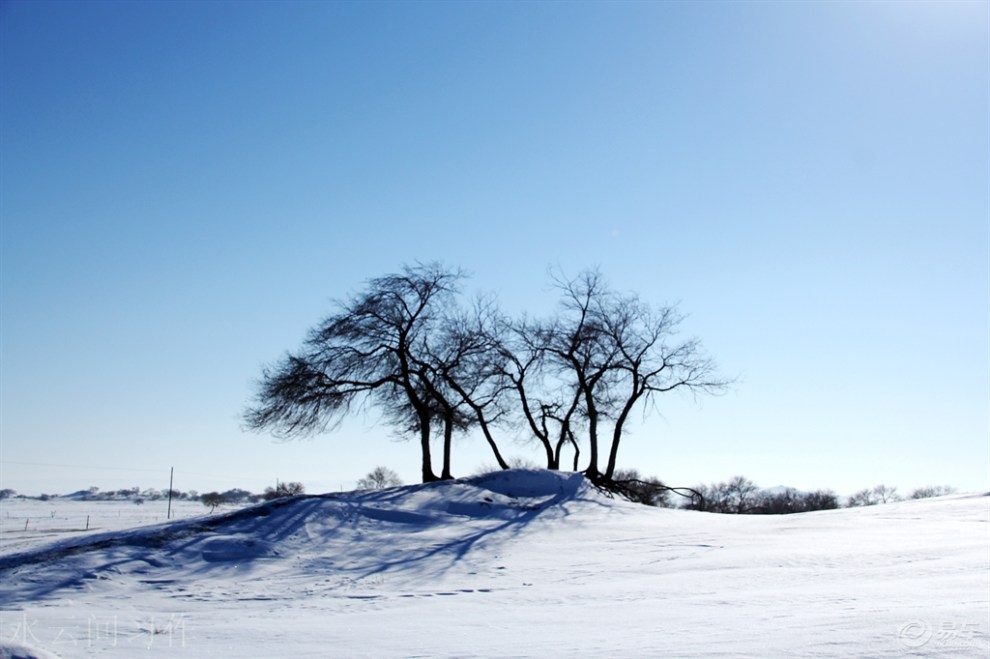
1,470,987,658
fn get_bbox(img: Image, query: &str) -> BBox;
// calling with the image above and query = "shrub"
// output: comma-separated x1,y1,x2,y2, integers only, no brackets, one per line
263,481,305,500
847,484,900,507
683,479,838,514
201,492,226,512
908,485,957,499
357,467,403,490
221,488,255,503
755,488,839,514
801,489,840,511
685,476,759,513
611,469,672,507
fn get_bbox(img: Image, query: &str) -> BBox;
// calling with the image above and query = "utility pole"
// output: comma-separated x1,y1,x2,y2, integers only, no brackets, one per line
167,467,174,519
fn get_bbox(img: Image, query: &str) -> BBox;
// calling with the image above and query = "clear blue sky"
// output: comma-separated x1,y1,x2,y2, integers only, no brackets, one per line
2,0,987,498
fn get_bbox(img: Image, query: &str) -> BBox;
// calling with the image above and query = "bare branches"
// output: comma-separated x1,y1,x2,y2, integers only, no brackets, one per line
246,263,466,482
357,466,403,490
243,353,378,439
246,263,730,486
540,268,731,480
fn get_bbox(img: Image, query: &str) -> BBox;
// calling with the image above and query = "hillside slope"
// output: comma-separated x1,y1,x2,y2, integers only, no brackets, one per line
1,470,987,658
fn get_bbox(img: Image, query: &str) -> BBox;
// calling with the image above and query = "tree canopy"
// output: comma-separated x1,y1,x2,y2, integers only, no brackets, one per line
245,263,729,486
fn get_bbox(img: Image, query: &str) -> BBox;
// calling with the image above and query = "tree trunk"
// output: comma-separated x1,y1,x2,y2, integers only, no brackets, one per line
555,428,580,472
441,413,454,480
543,438,557,470
604,393,640,480
419,413,438,482
514,382,555,470
583,394,600,479
445,376,509,471
553,428,571,471
477,415,509,470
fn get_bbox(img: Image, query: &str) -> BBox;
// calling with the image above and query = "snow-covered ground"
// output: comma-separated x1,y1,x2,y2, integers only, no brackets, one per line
1,499,230,558
1,470,987,658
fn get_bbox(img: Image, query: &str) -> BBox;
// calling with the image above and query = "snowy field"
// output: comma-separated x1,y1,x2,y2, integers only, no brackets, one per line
1,500,231,559
1,470,987,658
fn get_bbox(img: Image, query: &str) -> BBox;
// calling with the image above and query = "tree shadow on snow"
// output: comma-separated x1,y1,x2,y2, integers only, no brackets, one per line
0,472,611,604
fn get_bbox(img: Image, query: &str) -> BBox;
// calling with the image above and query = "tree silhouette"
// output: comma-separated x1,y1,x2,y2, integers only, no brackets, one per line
246,263,472,482
201,492,225,512
246,263,728,487
541,269,729,482
357,466,403,490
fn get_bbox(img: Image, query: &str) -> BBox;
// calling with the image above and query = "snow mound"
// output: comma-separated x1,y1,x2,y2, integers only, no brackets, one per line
0,469,602,607
468,468,588,499
0,641,60,659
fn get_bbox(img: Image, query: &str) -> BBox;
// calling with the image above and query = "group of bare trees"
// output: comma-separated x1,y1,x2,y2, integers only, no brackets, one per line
683,476,840,514
681,477,958,514
200,481,306,513
245,263,728,488
845,484,956,507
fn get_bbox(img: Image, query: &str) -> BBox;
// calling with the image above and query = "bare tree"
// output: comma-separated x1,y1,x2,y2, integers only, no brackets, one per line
422,297,513,472
847,484,900,507
685,476,758,513
872,484,900,503
201,492,225,512
723,476,760,513
846,488,877,507
611,468,672,507
263,481,305,500
246,263,727,487
542,269,728,482
496,314,582,470
357,466,403,490
543,269,617,479
755,488,838,513
683,482,838,514
598,290,729,480
245,263,465,482
909,485,956,499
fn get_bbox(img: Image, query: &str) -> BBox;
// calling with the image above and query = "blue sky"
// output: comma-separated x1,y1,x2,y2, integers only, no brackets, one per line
2,0,987,498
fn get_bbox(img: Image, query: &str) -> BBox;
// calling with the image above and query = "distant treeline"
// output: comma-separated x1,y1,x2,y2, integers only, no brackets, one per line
609,472,958,513
0,477,957,515
0,486,269,504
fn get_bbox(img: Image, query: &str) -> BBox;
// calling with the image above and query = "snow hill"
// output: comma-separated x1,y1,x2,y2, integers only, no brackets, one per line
1,470,987,658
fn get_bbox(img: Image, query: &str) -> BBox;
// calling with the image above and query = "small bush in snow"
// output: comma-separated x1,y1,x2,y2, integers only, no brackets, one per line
611,469,672,507
682,478,838,514
357,467,403,490
755,488,839,514
685,476,760,513
847,484,901,507
908,485,957,499
201,492,226,512
263,482,305,500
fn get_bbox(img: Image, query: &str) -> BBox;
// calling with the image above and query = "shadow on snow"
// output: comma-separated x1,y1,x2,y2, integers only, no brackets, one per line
0,470,607,605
